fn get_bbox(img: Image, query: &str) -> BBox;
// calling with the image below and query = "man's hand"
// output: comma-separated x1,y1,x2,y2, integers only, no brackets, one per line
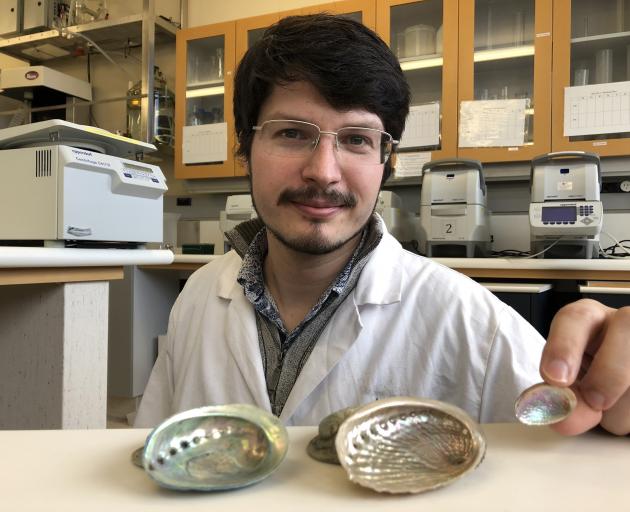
539,298,630,435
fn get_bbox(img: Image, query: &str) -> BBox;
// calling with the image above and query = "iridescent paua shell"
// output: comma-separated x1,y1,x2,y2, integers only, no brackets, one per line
514,383,577,426
335,397,486,494
142,404,288,491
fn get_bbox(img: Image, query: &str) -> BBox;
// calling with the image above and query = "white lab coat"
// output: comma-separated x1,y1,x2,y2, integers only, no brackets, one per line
135,220,544,427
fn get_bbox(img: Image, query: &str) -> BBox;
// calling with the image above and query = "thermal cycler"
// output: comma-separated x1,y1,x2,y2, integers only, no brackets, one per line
0,120,167,247
420,158,491,257
529,151,602,259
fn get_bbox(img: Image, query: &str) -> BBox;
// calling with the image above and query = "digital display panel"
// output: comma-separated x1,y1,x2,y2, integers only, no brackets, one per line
541,206,576,222
125,163,153,174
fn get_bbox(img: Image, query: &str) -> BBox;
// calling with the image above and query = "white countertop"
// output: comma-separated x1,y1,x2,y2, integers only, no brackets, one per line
0,247,174,267
433,257,630,271
170,253,630,271
172,253,219,264
2,424,628,511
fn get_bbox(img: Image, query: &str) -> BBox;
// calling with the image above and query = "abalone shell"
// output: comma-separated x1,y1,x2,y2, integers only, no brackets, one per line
514,383,577,426
142,404,288,491
335,397,486,494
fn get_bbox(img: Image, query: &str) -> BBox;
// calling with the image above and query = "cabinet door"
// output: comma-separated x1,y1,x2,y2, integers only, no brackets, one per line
457,0,552,162
301,0,376,29
377,0,458,168
552,0,630,155
233,2,375,176
175,22,236,179
234,13,284,177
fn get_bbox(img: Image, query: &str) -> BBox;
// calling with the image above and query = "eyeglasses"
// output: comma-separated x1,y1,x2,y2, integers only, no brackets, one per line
252,119,398,166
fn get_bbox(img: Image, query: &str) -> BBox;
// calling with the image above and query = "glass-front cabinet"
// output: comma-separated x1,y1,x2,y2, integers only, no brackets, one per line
176,0,376,180
552,0,630,155
175,22,235,179
458,0,552,162
377,0,458,174
177,1,629,180
234,13,283,176
301,0,375,28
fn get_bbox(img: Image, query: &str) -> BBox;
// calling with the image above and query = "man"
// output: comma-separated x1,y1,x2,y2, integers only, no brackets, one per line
136,15,629,436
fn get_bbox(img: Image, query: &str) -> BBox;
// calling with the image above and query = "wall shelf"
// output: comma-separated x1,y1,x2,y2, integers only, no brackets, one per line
0,13,177,63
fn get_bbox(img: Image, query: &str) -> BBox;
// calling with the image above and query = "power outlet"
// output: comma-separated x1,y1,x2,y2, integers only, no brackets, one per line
602,180,630,193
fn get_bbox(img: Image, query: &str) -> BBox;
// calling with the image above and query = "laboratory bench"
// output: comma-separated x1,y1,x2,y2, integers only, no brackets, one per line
0,247,173,430
1,424,628,511
147,254,630,281
156,254,630,333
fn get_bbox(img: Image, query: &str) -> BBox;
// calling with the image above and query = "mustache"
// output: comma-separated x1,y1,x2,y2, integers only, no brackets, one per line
277,186,357,207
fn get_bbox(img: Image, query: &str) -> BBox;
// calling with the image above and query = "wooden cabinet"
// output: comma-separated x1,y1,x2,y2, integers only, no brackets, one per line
457,0,552,163
175,0,630,181
176,0,376,180
377,0,552,165
377,0,459,160
301,0,376,28
552,0,630,156
175,22,236,179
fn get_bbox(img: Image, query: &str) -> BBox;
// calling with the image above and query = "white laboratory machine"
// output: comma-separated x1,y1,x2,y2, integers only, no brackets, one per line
0,66,92,125
419,158,491,257
0,119,167,247
529,151,602,259
375,190,418,244
219,194,257,233
219,194,257,251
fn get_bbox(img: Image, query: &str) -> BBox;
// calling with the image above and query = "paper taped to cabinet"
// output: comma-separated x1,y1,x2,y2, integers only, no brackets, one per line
563,81,630,137
183,123,228,164
398,103,440,149
394,151,431,178
458,99,526,147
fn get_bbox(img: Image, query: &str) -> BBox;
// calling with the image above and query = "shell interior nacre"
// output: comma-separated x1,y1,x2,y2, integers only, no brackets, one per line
142,404,288,491
335,397,486,494
514,383,577,426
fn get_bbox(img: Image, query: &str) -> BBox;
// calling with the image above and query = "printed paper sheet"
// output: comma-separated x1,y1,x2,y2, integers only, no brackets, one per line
399,103,440,149
183,123,228,164
393,151,432,178
458,99,527,147
564,81,630,137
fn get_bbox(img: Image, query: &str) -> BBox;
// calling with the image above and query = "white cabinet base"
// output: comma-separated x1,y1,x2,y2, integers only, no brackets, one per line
0,282,108,429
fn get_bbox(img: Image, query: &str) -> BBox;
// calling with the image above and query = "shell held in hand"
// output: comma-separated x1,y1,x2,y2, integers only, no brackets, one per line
514,383,577,426
142,404,289,491
335,397,486,494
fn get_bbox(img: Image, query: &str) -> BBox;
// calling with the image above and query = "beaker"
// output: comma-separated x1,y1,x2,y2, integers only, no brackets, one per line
595,49,613,84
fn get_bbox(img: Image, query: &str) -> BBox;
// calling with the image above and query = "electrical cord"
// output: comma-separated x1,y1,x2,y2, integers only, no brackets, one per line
598,231,630,258
522,238,563,259
492,238,563,259
491,249,530,257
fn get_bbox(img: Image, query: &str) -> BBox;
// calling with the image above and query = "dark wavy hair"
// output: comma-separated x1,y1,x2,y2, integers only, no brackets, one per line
233,14,410,182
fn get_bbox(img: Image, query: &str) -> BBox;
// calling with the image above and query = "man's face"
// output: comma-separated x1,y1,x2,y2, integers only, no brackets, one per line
249,81,385,255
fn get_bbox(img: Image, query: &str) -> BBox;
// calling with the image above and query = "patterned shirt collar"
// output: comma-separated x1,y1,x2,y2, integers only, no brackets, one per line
231,215,382,334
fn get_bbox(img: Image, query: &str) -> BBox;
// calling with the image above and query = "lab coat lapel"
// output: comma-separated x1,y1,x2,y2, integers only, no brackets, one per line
280,224,404,422
219,269,271,412
279,297,363,422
